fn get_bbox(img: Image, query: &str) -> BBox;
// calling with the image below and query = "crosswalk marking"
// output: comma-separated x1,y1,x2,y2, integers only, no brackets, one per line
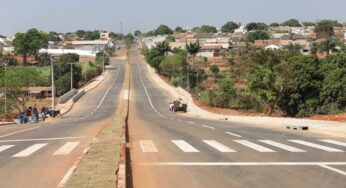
53,142,80,155
234,140,276,152
203,140,236,152
259,140,306,152
226,132,242,138
0,145,14,153
139,140,158,152
320,140,346,147
289,140,344,152
12,143,48,157
172,140,199,152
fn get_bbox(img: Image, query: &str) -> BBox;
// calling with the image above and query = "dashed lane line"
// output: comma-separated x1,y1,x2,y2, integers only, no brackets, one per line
289,140,344,152
225,132,242,138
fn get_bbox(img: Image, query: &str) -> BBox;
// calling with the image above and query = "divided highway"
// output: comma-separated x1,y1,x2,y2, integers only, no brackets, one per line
0,59,125,188
128,45,346,188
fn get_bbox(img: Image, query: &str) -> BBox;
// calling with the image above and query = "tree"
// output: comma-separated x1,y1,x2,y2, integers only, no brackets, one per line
84,31,100,40
283,43,302,53
156,41,171,56
270,23,280,27
154,25,173,35
278,55,321,117
186,41,201,62
281,19,302,27
96,51,110,65
76,30,86,38
48,31,61,42
221,21,239,33
124,33,134,45
247,30,269,42
245,22,267,31
302,22,316,27
134,30,142,37
319,53,346,114
209,65,219,74
198,25,217,33
159,54,185,78
317,38,339,56
315,20,338,39
13,28,49,65
54,53,82,95
175,26,183,32
165,35,175,43
217,79,236,108
146,48,164,71
0,67,46,113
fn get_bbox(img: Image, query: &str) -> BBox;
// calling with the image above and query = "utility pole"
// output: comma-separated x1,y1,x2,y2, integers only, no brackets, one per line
102,52,105,73
3,60,8,118
50,56,56,111
70,63,73,90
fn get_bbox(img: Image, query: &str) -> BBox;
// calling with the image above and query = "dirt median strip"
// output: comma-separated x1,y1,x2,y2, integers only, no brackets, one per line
62,65,130,188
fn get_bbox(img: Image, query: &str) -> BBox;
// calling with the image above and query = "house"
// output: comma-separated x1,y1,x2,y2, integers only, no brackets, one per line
197,45,223,57
25,87,55,98
254,40,281,48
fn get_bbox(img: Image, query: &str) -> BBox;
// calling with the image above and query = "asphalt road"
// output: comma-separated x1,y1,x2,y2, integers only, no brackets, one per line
0,59,125,188
128,46,346,188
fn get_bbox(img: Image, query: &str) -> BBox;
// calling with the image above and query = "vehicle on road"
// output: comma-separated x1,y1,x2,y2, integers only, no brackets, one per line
169,100,187,112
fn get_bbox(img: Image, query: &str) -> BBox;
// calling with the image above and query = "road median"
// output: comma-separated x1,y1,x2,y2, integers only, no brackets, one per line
62,64,130,188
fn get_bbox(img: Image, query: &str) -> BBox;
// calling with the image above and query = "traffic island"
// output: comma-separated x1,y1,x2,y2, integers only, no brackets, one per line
62,64,130,188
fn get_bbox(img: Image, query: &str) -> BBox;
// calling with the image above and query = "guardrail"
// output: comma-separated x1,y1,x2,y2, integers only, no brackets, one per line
59,89,78,104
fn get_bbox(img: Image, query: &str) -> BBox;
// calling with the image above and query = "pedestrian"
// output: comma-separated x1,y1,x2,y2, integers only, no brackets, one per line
33,105,39,122
18,113,24,124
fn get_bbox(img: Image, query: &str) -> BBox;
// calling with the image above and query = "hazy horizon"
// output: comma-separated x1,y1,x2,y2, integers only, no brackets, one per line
1,0,346,36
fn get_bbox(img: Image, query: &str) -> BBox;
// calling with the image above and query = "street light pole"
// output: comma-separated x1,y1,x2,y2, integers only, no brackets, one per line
3,60,8,118
50,56,56,111
70,63,73,90
102,52,105,73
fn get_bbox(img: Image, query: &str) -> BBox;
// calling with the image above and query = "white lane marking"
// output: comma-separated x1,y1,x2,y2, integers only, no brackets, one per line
0,126,41,139
226,132,242,137
0,145,14,152
53,142,80,155
139,140,158,152
172,140,199,152
141,162,346,166
201,125,215,129
203,140,236,152
84,65,120,118
124,90,129,100
259,140,306,152
138,64,156,110
234,140,275,152
12,143,48,157
170,118,175,120
58,164,78,187
177,119,182,122
319,165,346,176
186,121,195,124
289,140,344,152
0,136,85,143
320,140,346,147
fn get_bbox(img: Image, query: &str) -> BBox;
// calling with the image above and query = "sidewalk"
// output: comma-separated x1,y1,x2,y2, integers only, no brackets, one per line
56,71,109,115
145,63,346,137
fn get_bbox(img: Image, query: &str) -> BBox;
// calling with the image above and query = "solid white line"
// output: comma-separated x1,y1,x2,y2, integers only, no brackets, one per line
123,90,129,100
201,125,215,129
138,64,156,110
58,164,78,187
319,165,346,176
0,126,41,139
289,140,344,152
0,145,14,152
53,142,80,155
172,140,199,152
0,136,84,143
186,121,195,124
141,162,346,166
203,140,236,152
12,143,48,157
177,119,182,122
320,140,346,147
234,140,276,152
259,140,306,152
225,132,242,138
139,140,158,152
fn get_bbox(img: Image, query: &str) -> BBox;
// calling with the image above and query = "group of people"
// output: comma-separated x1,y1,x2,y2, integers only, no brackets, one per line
17,105,52,124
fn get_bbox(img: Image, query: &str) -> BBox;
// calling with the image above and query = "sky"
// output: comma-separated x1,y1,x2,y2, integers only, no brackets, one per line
1,0,346,36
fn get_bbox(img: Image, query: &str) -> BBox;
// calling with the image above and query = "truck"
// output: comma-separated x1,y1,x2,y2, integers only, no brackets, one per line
169,100,187,113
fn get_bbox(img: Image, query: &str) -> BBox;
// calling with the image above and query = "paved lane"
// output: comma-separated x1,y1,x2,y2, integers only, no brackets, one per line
128,46,346,188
